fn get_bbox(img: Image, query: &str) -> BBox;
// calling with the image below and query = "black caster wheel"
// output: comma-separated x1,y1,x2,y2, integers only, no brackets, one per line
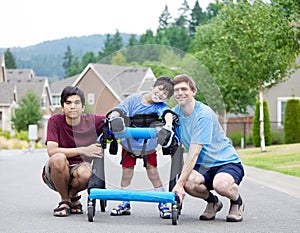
172,208,178,225
88,204,94,222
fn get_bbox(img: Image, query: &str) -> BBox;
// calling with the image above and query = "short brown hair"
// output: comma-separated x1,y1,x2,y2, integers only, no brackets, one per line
173,74,197,93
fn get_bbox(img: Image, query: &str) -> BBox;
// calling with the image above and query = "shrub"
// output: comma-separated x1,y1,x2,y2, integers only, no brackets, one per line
252,100,271,147
0,130,11,139
229,132,243,147
271,128,284,145
15,130,29,141
284,99,300,143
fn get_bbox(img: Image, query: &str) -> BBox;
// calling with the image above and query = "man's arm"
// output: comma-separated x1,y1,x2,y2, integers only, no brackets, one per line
47,141,103,158
172,143,203,201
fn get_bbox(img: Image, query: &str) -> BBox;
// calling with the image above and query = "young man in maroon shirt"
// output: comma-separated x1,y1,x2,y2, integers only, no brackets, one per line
42,86,105,217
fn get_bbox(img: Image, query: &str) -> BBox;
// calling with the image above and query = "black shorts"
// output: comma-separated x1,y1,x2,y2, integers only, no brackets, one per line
193,162,244,190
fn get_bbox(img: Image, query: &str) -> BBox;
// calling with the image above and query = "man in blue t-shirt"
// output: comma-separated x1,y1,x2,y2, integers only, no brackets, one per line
172,74,245,222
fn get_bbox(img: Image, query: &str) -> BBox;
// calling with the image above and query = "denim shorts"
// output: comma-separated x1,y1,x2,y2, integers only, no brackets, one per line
193,162,244,190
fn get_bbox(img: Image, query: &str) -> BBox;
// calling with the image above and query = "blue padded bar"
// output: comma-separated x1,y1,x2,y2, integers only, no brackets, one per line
89,188,177,204
113,127,157,139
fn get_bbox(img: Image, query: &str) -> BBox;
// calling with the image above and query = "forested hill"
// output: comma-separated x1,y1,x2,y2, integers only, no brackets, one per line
0,33,132,82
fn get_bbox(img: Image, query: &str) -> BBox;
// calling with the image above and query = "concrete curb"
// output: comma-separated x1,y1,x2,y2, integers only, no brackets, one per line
244,165,300,199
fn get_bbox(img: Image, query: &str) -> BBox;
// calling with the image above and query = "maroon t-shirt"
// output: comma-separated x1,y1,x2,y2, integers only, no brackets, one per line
46,113,105,165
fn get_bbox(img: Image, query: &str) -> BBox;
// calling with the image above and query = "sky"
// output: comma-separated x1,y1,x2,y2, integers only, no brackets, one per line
0,0,213,48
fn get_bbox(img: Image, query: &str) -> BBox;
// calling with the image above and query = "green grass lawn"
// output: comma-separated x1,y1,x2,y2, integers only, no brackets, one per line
237,143,300,178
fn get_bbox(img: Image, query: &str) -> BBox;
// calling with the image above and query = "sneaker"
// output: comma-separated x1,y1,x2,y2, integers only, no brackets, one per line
226,203,245,222
158,202,171,219
199,199,223,220
110,201,131,216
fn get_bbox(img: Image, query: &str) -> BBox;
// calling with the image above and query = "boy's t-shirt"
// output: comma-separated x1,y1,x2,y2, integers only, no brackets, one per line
46,113,105,164
116,92,169,152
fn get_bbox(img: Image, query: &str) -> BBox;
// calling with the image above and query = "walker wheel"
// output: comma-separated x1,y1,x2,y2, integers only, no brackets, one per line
172,208,178,225
88,204,94,222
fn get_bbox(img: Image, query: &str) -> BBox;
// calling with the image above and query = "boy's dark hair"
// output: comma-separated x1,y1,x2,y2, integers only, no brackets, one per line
153,76,174,98
60,86,85,106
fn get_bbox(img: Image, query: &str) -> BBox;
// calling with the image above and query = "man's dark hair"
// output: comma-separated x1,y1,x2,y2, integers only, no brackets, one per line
153,76,174,98
60,86,85,106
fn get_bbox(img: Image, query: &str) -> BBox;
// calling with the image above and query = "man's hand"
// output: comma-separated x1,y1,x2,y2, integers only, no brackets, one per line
78,143,103,158
108,116,125,133
172,183,186,205
157,124,174,147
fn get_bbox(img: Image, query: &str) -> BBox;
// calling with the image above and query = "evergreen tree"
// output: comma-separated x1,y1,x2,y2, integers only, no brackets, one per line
189,1,207,37
127,34,138,47
79,51,97,70
62,46,73,77
252,100,271,147
4,48,17,69
175,0,190,28
11,90,43,132
284,98,300,143
66,57,80,77
158,5,172,29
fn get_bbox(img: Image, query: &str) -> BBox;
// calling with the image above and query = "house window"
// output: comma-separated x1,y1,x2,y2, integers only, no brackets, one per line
41,95,47,109
88,93,94,105
277,97,300,127
52,95,60,106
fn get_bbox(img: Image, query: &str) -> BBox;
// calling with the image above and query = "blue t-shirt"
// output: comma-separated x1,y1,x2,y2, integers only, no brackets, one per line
116,92,169,152
173,101,241,168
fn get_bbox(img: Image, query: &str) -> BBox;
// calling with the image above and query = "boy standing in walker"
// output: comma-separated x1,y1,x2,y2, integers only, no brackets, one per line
108,76,175,219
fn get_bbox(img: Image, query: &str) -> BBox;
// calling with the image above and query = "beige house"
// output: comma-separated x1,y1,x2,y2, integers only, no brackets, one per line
0,67,53,141
50,63,156,115
264,70,300,128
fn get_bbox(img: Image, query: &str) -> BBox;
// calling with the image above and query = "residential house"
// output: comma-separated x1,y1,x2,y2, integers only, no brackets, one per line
264,71,300,128
0,55,5,82
50,63,156,115
0,67,53,142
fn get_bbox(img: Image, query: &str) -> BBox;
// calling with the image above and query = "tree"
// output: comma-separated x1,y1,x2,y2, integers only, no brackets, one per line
62,46,74,77
100,30,124,59
79,51,97,70
11,91,43,132
189,1,207,37
66,57,80,77
283,98,300,143
175,0,190,28
4,48,17,68
252,100,271,147
191,1,300,151
158,5,172,29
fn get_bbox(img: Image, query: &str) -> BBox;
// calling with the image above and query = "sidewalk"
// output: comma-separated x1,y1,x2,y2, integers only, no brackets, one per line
244,165,300,198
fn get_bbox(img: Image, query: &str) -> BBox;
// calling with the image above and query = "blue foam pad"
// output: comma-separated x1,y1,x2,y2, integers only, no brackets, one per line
89,188,177,204
114,127,157,139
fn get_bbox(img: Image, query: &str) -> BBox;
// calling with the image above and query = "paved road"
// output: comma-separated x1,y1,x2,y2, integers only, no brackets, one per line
0,148,299,233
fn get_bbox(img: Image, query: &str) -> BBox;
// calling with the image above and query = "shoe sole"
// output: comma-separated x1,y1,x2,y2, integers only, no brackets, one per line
199,202,223,221
110,211,131,216
226,204,245,222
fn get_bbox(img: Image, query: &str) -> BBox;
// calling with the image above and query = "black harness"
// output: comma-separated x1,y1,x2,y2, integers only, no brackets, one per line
100,110,179,167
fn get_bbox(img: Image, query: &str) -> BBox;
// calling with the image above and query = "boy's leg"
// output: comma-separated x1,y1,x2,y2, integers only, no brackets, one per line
47,153,71,216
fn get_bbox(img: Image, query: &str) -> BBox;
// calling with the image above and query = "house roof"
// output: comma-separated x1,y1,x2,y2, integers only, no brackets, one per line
49,74,79,94
6,69,35,81
15,77,48,100
0,83,15,104
0,76,50,105
76,63,155,100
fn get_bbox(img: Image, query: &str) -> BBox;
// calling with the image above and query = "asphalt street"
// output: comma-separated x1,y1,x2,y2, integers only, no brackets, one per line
0,148,299,233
